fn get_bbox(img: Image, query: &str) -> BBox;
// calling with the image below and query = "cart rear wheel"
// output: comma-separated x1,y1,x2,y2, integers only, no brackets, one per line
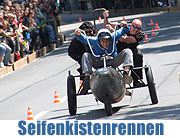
145,65,158,104
67,75,77,115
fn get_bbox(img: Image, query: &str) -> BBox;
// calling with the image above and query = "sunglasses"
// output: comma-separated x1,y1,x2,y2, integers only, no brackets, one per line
85,30,93,34
132,24,142,30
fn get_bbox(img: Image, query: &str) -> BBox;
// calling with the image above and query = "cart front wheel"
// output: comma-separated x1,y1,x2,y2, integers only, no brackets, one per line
67,75,77,115
145,65,158,104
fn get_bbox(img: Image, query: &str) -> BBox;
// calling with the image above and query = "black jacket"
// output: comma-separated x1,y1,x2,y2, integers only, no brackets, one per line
117,31,144,53
68,37,90,64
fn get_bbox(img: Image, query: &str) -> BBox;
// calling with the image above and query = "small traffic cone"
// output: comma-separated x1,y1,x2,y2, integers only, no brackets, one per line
151,28,156,36
150,19,154,26
144,34,149,42
27,107,34,120
139,17,142,23
98,16,102,23
79,80,83,89
58,15,63,23
155,22,160,30
123,16,125,20
79,17,82,22
54,91,60,103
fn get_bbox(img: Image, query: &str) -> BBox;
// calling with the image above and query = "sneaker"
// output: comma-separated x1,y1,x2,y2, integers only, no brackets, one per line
133,80,144,87
0,62,4,68
123,70,133,84
4,63,13,66
80,76,90,95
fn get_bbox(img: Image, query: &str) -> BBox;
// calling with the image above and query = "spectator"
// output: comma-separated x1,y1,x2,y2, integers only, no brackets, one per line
60,0,66,11
170,0,177,6
5,0,13,7
4,5,11,14
75,26,133,94
33,0,45,21
4,13,15,53
103,10,145,87
0,22,12,67
68,22,95,81
49,0,59,16
29,10,39,51
27,2,34,9
22,6,30,37
0,0,60,68
0,44,5,68
41,2,56,44
34,1,55,46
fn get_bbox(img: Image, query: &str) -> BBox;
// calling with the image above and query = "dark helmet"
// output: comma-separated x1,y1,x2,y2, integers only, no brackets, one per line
79,21,95,33
97,28,111,40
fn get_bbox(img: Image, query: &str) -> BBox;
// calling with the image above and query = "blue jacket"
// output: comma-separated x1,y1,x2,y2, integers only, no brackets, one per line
76,26,130,57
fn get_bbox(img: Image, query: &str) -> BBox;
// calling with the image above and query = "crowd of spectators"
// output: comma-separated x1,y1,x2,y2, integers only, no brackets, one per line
153,0,178,7
113,0,178,10
0,0,61,68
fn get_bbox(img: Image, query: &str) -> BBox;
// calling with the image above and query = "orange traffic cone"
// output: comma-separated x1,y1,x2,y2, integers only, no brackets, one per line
155,22,160,30
139,17,142,23
79,80,83,89
144,34,149,42
150,19,154,26
57,15,63,23
151,28,156,36
54,91,60,103
79,17,82,22
123,16,125,20
27,107,34,120
98,16,102,23
59,16,63,23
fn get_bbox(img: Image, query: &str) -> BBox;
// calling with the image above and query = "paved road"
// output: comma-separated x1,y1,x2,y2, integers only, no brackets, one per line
0,12,180,120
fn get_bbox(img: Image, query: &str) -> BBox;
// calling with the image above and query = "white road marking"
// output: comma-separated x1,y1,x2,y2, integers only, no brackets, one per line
34,96,67,119
154,31,160,36
137,44,144,49
60,96,67,103
69,32,75,36
62,40,70,44
34,111,49,120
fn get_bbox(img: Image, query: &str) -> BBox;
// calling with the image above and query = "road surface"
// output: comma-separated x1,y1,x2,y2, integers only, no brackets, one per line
0,11,180,120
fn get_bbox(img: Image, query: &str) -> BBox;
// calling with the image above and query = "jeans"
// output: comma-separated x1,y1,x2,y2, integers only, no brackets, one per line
0,43,12,64
82,48,134,74
44,25,55,44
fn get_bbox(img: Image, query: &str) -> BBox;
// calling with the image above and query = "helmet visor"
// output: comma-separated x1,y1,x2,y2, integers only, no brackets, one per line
98,32,111,40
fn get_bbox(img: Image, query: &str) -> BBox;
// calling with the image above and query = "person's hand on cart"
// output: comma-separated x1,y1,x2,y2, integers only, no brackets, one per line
75,28,82,36
120,20,128,28
103,10,109,18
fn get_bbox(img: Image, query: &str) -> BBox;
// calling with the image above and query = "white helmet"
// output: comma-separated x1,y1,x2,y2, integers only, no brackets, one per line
97,28,111,40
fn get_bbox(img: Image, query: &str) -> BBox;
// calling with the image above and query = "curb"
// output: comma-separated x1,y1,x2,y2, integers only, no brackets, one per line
27,51,37,64
0,34,66,78
0,66,13,76
13,57,28,71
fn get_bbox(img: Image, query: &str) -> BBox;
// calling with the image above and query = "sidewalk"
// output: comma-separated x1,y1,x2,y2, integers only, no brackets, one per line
0,35,66,78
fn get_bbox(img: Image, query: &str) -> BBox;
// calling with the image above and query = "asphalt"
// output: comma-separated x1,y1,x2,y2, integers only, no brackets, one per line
0,11,180,120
